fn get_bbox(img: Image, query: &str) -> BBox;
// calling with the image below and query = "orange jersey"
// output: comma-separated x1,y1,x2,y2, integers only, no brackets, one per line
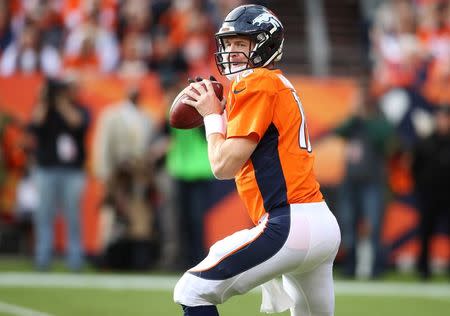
226,68,323,224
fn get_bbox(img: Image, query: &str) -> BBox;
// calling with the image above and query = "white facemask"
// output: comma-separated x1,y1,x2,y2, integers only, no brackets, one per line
225,64,247,81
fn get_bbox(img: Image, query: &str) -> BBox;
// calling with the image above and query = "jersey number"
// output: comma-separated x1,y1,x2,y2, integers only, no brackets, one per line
291,91,312,152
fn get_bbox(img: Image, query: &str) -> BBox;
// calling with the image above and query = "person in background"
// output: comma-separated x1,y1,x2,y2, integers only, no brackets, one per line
165,102,224,269
334,88,394,279
0,22,61,77
28,77,90,272
92,85,159,270
0,0,13,55
412,103,450,280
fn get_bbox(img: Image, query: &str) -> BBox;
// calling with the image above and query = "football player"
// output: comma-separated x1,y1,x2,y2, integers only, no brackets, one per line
174,4,341,316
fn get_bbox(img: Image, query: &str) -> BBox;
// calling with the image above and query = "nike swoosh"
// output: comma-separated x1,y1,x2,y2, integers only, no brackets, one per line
233,87,246,94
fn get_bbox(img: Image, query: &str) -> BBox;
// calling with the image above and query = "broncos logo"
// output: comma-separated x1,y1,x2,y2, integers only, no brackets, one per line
252,12,282,29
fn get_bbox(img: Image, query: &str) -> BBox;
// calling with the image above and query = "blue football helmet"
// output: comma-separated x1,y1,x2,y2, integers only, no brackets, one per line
215,5,284,77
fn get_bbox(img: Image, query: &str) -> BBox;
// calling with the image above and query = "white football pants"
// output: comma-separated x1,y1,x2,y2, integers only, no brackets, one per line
174,201,341,316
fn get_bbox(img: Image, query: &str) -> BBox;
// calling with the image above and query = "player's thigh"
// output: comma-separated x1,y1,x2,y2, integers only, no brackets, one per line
174,208,294,306
225,244,308,296
174,244,305,307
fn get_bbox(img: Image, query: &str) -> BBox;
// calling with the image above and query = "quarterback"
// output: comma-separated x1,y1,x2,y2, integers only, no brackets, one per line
174,4,341,316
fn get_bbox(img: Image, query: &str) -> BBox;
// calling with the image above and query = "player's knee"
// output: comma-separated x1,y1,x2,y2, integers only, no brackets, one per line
173,273,189,305
173,272,220,306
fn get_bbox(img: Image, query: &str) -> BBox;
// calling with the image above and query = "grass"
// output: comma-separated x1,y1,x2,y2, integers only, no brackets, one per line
0,255,448,281
0,256,448,316
0,286,449,316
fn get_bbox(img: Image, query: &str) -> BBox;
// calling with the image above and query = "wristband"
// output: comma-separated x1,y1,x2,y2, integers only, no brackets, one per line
203,114,226,137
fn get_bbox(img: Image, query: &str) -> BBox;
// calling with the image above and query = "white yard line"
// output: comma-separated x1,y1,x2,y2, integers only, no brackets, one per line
334,281,450,299
0,273,449,300
0,273,178,290
0,301,53,316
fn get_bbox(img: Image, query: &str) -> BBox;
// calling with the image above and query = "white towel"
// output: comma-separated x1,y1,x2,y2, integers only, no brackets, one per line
260,279,294,313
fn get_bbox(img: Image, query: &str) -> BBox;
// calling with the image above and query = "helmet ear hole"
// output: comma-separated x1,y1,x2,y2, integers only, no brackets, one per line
253,56,262,64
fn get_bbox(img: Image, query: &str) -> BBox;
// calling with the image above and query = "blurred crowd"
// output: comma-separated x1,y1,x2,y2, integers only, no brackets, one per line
0,0,448,280
0,0,252,82
342,0,450,280
369,0,450,107
0,0,259,272
365,0,450,278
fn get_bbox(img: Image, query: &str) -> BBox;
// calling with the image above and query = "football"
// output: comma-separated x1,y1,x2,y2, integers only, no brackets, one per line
169,81,224,129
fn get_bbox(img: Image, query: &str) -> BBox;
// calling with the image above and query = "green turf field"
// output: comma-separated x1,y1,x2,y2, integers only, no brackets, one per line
0,286,449,316
0,272,449,316
0,257,448,316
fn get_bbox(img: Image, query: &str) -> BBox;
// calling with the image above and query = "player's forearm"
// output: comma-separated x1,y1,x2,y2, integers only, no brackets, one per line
207,134,240,180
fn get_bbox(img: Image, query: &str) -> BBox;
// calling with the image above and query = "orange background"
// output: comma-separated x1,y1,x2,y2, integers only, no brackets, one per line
0,73,448,264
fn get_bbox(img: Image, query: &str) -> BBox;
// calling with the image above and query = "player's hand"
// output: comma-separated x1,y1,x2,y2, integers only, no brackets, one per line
195,76,226,112
182,76,203,96
183,79,223,117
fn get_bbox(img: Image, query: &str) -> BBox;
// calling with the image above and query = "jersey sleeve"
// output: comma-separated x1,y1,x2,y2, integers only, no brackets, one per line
226,72,276,141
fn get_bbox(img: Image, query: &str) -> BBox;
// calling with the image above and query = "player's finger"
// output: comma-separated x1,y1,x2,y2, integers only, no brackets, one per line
192,82,207,95
203,80,214,95
185,89,200,100
182,98,196,107
188,83,201,95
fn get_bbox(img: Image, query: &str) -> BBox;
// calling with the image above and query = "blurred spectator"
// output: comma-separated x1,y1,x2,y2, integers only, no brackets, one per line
28,77,90,271
0,112,31,253
150,82,181,271
422,38,450,105
64,2,119,73
165,106,224,268
416,0,450,62
62,0,118,32
95,157,158,271
115,0,153,80
159,0,217,78
0,112,14,217
116,0,153,42
370,0,428,97
412,103,450,280
0,113,31,221
148,27,188,89
11,0,65,48
0,0,14,55
0,22,61,77
93,86,155,181
183,19,215,78
159,0,198,49
359,0,385,61
335,88,394,279
92,86,159,270
118,0,153,77
116,32,149,80
63,32,100,74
